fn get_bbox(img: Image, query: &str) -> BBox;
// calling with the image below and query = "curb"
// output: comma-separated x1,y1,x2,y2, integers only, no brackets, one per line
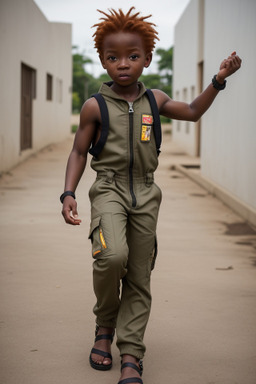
174,163,256,229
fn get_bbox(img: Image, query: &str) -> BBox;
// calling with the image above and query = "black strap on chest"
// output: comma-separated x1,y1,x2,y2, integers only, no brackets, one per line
89,93,109,158
145,89,162,156
89,89,162,158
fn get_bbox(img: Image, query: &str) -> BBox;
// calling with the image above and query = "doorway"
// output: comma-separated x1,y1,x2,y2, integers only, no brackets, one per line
20,63,36,151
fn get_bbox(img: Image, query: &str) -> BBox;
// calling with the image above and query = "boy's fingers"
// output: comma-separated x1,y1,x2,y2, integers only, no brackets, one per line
70,203,82,223
70,214,82,225
72,206,78,218
71,209,82,224
62,209,81,225
230,52,242,67
62,199,81,225
235,55,242,66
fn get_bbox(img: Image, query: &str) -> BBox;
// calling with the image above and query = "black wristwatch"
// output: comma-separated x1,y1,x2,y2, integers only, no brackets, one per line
60,191,76,204
212,74,226,90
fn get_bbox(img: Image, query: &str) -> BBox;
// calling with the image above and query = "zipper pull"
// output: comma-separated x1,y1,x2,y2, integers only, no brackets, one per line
128,102,134,113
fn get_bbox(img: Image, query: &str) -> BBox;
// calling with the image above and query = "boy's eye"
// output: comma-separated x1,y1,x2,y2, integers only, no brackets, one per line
107,56,117,61
130,54,139,60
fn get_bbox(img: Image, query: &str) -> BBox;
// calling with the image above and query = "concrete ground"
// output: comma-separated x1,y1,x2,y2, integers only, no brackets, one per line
0,130,256,384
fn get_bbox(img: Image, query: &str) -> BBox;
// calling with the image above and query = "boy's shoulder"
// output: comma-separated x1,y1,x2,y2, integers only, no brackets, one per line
82,95,102,112
80,96,101,125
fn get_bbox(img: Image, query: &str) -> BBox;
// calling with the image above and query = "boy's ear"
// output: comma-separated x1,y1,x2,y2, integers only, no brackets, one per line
144,53,152,68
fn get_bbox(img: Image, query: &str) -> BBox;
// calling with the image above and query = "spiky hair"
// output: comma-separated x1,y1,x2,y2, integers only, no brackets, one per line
92,7,159,56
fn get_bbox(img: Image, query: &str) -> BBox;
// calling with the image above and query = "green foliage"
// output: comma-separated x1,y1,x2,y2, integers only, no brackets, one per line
72,92,81,114
71,47,113,112
154,46,173,98
139,73,162,89
71,124,78,133
160,116,171,124
155,46,173,73
98,73,112,83
72,47,93,112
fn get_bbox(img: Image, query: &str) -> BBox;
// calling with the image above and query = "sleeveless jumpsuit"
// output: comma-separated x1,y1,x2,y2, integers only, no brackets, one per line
88,82,162,359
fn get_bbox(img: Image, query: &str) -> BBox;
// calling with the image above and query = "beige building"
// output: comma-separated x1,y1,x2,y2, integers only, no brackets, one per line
0,0,72,173
173,0,256,226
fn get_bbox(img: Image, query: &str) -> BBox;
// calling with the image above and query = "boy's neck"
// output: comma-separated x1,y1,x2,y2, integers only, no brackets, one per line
110,82,140,102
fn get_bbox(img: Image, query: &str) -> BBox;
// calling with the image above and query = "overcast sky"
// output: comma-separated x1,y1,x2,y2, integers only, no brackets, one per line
34,0,190,76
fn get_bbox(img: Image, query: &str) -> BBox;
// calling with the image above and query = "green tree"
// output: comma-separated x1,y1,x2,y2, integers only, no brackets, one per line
139,46,173,98
72,47,112,112
139,73,162,89
140,47,173,123
156,46,173,73
72,47,92,112
72,92,80,112
155,46,173,97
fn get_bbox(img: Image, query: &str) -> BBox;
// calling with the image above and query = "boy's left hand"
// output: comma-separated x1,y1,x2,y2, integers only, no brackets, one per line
216,52,242,83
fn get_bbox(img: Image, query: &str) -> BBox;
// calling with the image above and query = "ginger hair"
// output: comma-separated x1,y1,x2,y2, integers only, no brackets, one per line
92,7,159,56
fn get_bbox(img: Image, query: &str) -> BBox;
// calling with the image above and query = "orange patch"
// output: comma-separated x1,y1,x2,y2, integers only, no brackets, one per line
142,114,153,124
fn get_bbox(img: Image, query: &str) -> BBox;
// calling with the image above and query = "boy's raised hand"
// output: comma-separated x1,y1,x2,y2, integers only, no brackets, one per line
217,51,242,83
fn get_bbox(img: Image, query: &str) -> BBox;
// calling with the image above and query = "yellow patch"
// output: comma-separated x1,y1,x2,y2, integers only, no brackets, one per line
141,125,151,141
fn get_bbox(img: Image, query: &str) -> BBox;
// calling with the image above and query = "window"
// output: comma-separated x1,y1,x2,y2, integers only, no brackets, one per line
46,73,53,100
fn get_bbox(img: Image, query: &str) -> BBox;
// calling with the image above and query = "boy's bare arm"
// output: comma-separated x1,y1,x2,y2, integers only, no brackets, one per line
155,52,242,122
62,98,100,225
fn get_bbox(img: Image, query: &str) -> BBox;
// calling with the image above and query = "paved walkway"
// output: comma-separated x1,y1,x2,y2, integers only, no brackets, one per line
1,132,256,384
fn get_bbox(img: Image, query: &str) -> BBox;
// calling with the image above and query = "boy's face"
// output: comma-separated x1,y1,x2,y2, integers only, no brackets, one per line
100,32,152,86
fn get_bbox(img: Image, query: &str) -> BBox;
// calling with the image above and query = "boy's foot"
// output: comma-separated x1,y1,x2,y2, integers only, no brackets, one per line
118,354,143,384
89,326,114,370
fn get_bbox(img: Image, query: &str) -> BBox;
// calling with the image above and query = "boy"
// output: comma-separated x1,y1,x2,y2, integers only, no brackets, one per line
61,7,241,384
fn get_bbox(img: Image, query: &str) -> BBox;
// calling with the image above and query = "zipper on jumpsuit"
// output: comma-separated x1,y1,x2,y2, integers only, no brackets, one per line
128,101,137,208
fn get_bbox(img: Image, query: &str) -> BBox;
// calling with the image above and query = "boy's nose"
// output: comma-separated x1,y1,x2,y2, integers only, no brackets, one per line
118,58,129,68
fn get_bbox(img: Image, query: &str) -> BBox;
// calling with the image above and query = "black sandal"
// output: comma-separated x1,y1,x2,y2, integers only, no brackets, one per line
118,360,143,384
89,325,115,371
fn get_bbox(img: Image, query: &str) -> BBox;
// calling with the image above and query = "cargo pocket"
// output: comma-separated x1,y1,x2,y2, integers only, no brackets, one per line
88,216,107,258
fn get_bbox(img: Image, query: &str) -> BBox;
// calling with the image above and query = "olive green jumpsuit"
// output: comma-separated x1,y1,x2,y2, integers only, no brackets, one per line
88,82,162,359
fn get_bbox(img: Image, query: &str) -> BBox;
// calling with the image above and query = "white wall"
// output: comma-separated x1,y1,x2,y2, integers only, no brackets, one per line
173,0,256,212
201,0,256,210
172,0,202,156
0,0,72,173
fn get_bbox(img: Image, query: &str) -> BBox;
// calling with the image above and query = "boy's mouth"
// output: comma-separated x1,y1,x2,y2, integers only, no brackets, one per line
119,74,130,79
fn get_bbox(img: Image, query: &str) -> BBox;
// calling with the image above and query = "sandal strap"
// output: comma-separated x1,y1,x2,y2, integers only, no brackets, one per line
90,348,112,360
95,325,115,343
121,362,143,376
118,378,143,384
95,333,114,343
